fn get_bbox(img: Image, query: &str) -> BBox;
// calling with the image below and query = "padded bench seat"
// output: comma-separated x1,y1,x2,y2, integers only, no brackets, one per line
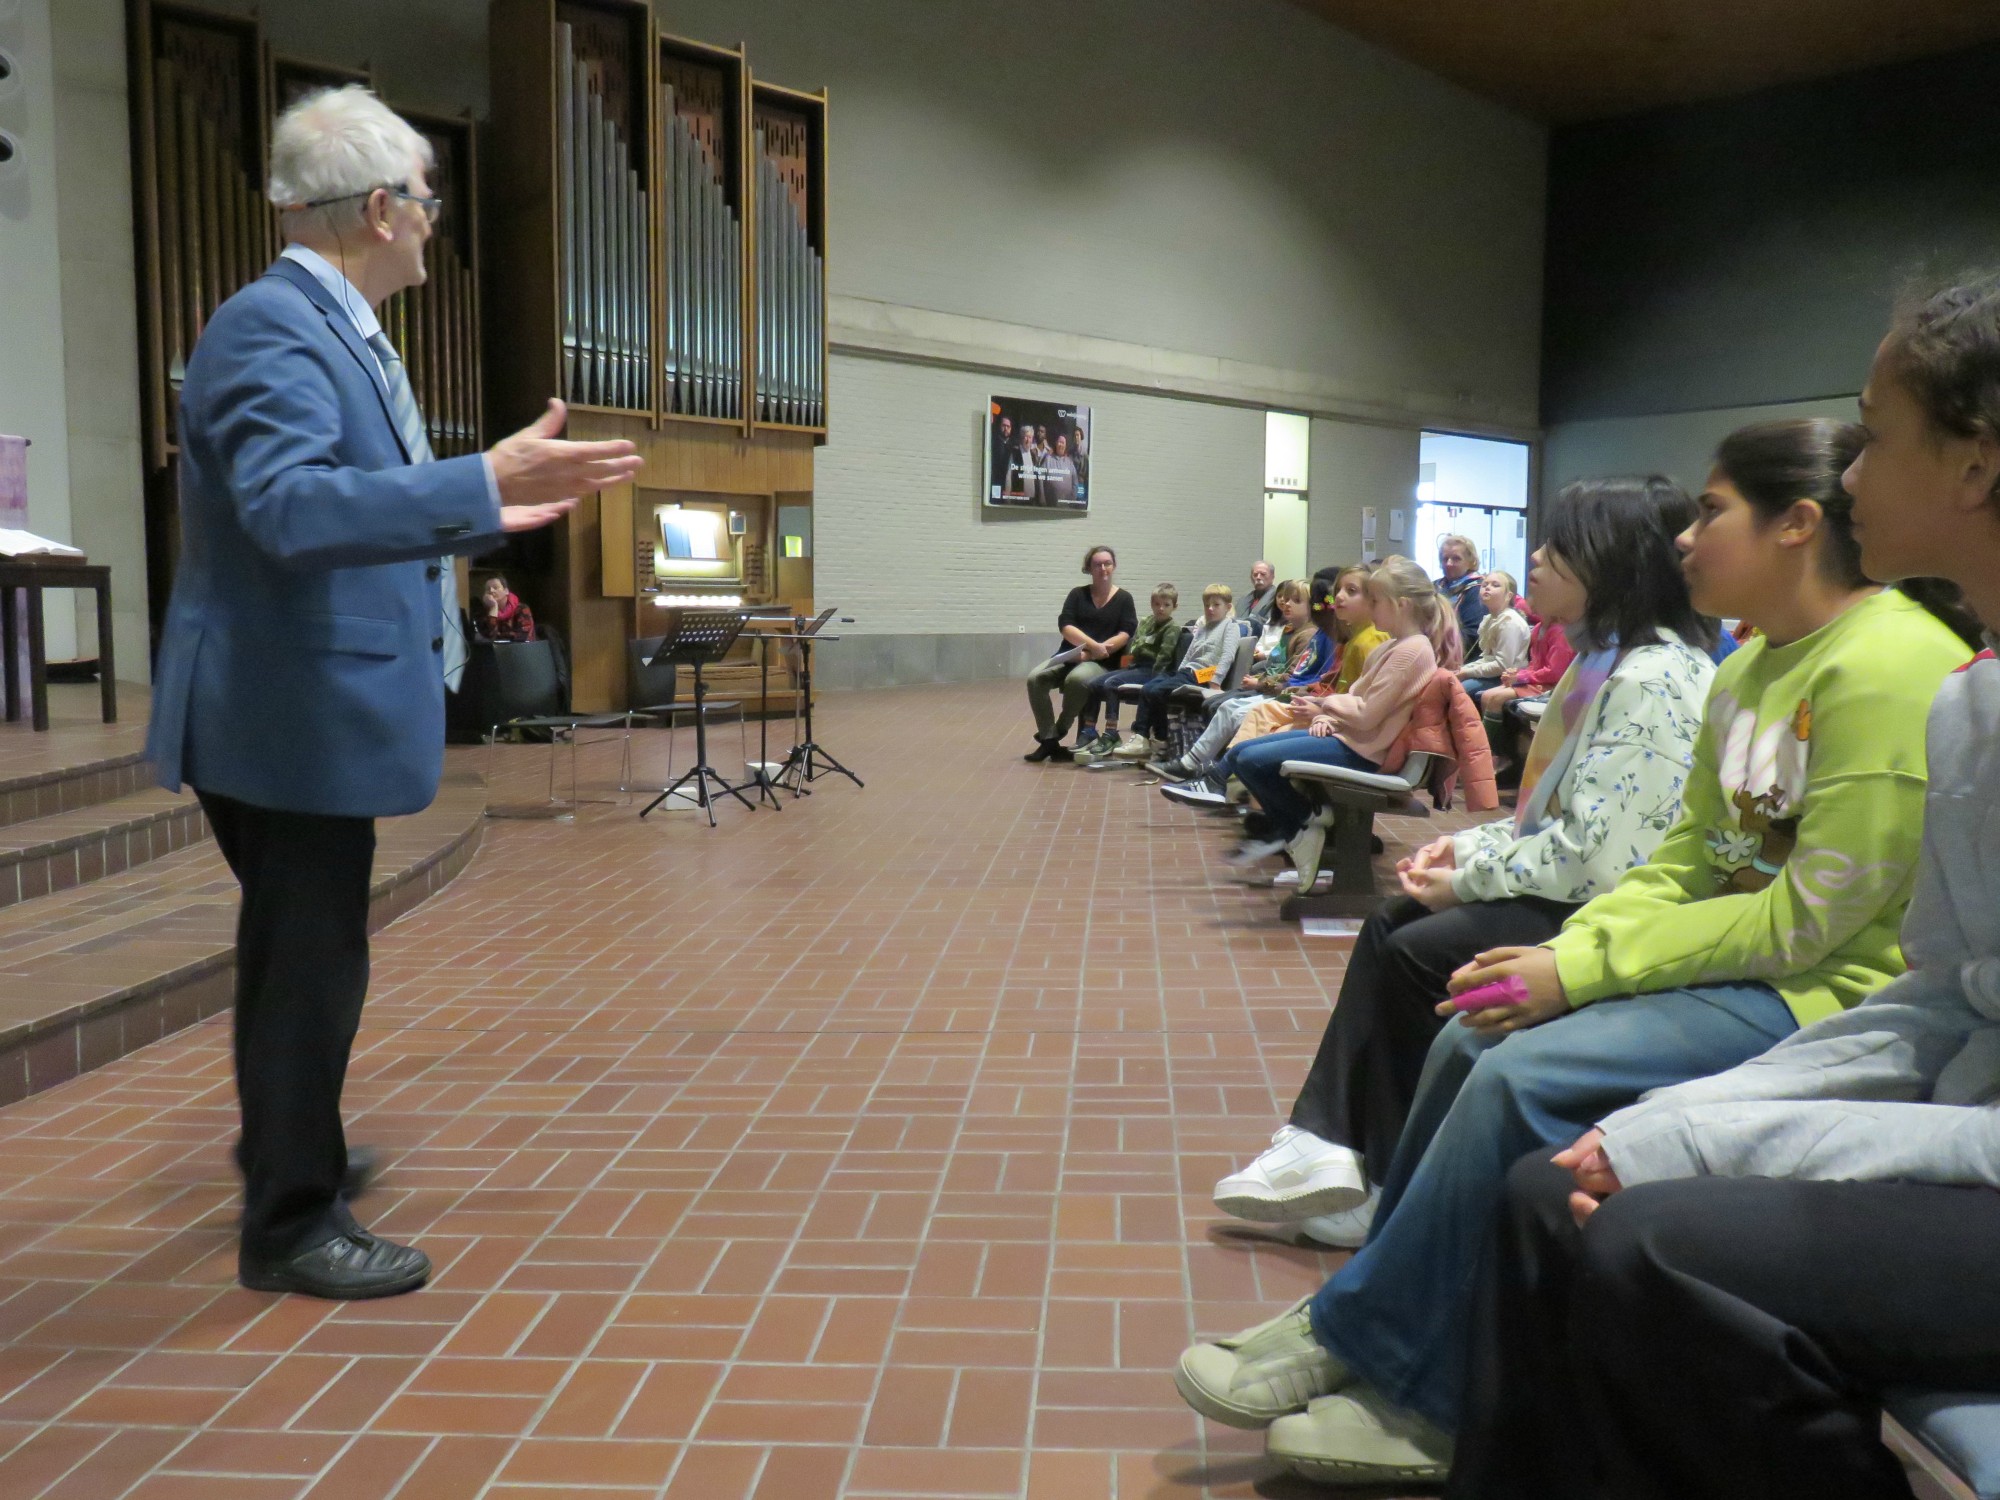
1886,1391,2000,1500
1273,750,1438,919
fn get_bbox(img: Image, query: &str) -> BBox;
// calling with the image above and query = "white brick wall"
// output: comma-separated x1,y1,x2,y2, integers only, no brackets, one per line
813,353,1265,635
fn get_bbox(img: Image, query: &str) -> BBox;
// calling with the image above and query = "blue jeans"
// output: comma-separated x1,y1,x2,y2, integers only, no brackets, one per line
1307,981,1797,1433
1220,730,1377,837
1082,666,1156,730
1132,669,1197,737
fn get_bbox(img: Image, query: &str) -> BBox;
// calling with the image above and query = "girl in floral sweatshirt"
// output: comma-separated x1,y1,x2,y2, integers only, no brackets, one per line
1209,476,1716,1248
1174,417,1980,1486
1450,273,2000,1500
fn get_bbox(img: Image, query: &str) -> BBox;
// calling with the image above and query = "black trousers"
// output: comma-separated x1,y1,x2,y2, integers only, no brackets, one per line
198,790,376,1260
1287,894,1575,1185
1451,1153,2000,1500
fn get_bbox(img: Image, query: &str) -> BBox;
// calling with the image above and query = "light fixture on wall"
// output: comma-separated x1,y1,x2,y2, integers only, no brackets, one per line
651,593,744,608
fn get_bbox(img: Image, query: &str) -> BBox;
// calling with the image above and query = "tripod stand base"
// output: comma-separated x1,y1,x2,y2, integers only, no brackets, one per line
776,741,864,797
640,765,758,827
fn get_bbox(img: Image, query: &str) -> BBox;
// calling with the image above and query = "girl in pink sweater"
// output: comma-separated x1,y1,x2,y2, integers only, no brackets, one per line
1217,558,1459,867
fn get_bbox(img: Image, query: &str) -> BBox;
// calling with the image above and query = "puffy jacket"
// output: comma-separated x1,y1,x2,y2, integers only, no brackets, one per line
1375,669,1499,812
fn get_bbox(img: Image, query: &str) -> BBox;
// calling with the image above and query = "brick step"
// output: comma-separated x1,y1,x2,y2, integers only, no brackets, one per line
0,682,155,829
0,786,206,908
0,752,155,830
0,772,485,1107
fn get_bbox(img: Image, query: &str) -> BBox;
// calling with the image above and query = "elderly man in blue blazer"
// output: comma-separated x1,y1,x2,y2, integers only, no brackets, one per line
147,86,642,1299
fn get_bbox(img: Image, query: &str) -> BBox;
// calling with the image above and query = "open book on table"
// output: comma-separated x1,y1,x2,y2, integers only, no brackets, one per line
0,529,84,560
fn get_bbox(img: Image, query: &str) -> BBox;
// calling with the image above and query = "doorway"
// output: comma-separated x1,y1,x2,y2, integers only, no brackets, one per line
1263,491,1308,583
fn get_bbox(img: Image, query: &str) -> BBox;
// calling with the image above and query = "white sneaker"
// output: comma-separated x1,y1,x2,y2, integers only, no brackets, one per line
1266,1386,1453,1485
1213,1127,1370,1222
1299,1185,1379,1248
1290,813,1332,888
1225,836,1290,868
1111,737,1153,760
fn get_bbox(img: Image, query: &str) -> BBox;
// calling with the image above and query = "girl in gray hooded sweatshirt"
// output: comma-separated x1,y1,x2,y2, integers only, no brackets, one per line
1451,271,2000,1500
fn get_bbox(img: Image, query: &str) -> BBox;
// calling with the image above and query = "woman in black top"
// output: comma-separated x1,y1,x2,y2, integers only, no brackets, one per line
1025,545,1137,761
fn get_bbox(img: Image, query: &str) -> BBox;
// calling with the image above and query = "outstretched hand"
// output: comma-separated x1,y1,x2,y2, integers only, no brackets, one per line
489,399,643,512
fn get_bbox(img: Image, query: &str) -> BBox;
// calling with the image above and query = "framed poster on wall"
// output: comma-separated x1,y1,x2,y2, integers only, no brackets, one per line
985,395,1090,512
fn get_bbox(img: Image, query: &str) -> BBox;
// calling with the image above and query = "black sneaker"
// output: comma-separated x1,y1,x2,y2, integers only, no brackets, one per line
1047,743,1075,763
1024,739,1059,763
1242,810,1280,840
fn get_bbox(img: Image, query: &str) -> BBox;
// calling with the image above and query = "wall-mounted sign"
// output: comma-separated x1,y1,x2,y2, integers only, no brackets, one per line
985,395,1091,512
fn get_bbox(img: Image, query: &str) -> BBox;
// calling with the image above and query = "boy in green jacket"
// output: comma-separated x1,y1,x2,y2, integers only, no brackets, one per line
1075,584,1181,754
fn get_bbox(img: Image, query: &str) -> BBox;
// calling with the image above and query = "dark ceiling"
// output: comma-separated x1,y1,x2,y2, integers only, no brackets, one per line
1291,0,2000,122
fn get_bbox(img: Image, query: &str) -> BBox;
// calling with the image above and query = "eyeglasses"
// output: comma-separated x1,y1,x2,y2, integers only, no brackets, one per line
302,182,444,224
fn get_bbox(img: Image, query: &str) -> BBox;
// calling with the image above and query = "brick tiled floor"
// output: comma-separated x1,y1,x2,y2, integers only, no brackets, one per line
0,682,1481,1499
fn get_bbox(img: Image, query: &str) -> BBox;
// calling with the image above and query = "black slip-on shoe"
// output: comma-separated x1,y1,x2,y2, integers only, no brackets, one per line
239,1228,431,1300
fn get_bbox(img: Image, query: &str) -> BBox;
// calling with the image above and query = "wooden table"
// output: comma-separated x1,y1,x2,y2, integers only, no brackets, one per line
0,561,116,732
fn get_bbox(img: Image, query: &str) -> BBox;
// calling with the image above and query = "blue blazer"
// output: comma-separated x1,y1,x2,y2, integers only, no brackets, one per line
146,258,505,818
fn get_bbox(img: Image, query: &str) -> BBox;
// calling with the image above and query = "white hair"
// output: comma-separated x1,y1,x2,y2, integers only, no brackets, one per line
268,85,432,229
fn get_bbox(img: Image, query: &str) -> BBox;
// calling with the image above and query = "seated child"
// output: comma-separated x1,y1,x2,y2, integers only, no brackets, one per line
1207,477,1713,1250
1152,565,1382,793
1108,584,1238,760
1134,580,1328,777
1458,572,1529,698
1453,277,2000,1500
1173,418,1978,1487
1074,584,1180,754
1202,557,1453,866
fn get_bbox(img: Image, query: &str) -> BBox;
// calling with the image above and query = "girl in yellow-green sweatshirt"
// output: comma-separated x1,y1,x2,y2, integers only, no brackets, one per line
1172,420,1985,1480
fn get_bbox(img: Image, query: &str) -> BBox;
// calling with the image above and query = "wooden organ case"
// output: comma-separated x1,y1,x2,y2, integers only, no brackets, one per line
486,0,829,715
123,0,824,707
124,2,487,649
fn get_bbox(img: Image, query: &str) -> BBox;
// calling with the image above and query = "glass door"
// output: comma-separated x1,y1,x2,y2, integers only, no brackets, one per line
1415,433,1531,588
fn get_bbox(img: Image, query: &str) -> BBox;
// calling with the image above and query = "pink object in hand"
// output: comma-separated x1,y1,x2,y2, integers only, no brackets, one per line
1449,975,1530,1013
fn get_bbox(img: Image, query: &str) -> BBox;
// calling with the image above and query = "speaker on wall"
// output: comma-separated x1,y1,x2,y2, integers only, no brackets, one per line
0,5,22,204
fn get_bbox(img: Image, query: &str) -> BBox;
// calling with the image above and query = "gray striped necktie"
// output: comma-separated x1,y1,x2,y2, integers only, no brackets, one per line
366,330,467,691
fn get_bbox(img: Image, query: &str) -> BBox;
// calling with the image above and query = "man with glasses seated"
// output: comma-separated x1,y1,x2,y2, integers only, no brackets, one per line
146,85,642,1300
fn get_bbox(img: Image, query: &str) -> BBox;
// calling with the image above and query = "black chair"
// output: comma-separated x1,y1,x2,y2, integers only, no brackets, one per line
482,639,626,817
617,634,746,803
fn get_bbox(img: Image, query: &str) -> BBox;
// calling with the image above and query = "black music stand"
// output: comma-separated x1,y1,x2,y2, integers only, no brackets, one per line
639,609,757,825
739,606,795,812
775,607,863,797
